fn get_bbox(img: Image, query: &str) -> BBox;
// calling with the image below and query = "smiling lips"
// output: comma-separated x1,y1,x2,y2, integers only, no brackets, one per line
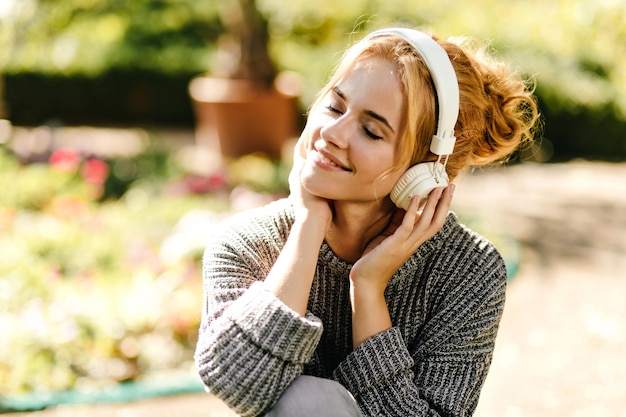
314,148,352,172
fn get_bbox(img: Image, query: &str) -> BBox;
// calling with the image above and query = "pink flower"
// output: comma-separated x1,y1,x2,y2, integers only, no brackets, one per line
81,158,110,184
184,173,226,194
49,149,81,172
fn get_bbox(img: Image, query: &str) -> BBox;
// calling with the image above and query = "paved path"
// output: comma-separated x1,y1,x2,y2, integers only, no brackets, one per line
456,161,626,417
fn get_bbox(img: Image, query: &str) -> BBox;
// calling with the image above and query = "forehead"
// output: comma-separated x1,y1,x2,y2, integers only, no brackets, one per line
336,56,404,128
344,57,401,97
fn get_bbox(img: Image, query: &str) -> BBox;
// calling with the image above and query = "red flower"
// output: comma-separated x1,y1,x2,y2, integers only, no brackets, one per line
49,149,81,172
81,158,110,184
184,174,225,194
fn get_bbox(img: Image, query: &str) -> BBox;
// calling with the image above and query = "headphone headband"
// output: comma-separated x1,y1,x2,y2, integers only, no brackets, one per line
363,28,459,156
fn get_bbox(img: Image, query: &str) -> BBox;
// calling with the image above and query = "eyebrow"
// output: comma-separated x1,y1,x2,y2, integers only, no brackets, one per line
332,86,395,133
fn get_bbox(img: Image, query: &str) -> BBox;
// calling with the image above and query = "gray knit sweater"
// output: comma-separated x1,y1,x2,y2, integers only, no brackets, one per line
195,198,506,417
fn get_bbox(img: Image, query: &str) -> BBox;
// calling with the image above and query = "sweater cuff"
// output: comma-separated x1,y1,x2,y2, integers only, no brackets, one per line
333,327,414,396
225,281,323,365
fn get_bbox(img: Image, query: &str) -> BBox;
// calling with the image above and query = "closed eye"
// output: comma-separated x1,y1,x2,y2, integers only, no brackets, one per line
363,127,383,140
326,104,382,139
325,104,343,115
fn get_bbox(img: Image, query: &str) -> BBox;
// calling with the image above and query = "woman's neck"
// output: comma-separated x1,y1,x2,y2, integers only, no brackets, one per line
324,200,395,263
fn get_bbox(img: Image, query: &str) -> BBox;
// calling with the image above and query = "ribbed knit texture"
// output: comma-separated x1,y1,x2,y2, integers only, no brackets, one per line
195,198,506,417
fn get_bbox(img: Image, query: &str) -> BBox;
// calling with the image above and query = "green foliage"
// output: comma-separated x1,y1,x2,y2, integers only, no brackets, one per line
0,0,222,76
4,0,625,113
256,0,626,118
2,0,625,159
226,153,290,194
0,148,85,209
0,147,200,393
0,140,288,395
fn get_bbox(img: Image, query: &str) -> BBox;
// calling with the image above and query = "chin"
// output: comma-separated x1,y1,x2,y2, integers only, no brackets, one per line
301,182,334,200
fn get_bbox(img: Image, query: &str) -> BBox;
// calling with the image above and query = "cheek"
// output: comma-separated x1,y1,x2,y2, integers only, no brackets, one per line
305,110,326,131
359,150,397,179
360,160,403,197
372,173,401,196
370,158,409,191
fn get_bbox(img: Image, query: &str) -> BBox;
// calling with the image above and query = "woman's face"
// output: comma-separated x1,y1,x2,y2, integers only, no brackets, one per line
300,56,407,204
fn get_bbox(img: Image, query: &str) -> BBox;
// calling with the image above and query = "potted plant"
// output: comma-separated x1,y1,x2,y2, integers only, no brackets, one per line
189,0,302,159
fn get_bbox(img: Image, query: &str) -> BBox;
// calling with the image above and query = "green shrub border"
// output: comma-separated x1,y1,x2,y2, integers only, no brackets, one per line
0,376,205,413
3,70,197,127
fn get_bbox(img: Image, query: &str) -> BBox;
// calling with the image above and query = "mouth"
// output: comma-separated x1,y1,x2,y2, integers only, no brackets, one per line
314,147,352,172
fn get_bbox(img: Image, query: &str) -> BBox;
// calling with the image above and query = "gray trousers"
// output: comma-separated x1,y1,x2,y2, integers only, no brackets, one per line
264,376,363,417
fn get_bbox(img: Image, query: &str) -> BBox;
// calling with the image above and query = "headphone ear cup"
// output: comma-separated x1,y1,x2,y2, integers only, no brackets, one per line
390,162,449,210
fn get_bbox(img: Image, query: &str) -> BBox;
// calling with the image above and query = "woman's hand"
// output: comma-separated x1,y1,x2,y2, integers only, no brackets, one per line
289,137,333,234
351,184,454,290
349,184,454,348
263,137,334,316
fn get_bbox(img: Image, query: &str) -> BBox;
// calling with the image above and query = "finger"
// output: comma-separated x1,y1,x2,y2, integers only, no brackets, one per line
417,187,444,225
387,195,420,241
431,183,455,227
400,195,421,228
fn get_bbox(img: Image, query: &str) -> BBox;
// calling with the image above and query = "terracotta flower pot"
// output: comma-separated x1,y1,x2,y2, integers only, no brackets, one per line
189,72,302,159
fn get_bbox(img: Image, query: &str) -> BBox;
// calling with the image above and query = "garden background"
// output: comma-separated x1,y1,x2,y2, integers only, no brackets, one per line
1,1,625,416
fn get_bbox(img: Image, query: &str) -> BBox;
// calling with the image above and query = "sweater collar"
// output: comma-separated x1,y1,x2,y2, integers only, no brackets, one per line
317,211,458,270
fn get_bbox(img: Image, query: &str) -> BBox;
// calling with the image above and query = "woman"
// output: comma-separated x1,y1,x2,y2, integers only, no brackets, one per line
195,27,539,417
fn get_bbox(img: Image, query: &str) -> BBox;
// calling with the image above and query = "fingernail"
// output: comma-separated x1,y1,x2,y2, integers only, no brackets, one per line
449,184,456,195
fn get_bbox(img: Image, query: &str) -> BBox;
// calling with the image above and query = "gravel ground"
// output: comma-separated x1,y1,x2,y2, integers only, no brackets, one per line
5,156,625,417
457,161,626,417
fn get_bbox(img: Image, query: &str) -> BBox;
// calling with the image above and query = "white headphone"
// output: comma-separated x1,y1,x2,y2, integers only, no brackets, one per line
363,28,460,210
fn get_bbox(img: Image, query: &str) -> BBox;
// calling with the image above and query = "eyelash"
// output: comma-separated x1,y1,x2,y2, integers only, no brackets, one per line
325,105,383,140
325,104,341,114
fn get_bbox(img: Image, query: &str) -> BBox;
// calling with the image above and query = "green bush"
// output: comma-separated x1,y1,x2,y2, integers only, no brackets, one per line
0,142,289,395
2,0,625,159
0,0,222,76
0,147,199,393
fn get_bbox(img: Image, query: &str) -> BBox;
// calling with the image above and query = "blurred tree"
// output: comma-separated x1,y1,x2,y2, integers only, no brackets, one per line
0,0,222,76
212,0,276,86
1,0,224,125
1,0,624,159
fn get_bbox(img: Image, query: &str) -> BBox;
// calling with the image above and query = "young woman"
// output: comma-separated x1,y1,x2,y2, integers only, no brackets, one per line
195,27,539,417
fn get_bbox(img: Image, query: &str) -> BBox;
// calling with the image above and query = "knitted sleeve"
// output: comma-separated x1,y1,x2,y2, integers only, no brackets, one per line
333,229,507,417
194,204,324,417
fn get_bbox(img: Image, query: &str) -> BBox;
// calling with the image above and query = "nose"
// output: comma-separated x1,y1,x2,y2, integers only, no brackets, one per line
320,114,350,149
